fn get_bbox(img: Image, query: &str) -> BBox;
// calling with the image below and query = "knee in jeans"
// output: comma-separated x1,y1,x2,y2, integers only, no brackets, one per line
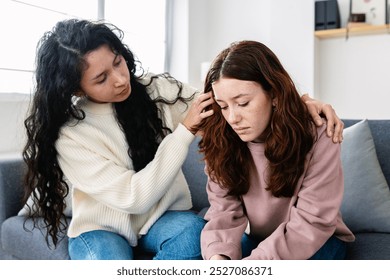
69,236,94,260
69,230,133,260
183,215,206,238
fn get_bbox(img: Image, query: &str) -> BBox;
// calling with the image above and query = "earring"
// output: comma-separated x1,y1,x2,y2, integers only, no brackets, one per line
74,91,85,98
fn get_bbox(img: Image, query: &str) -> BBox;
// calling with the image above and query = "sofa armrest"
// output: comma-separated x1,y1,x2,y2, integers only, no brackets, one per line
0,154,26,225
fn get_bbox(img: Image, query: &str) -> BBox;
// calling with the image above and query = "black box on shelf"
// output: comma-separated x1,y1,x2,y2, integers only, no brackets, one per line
315,0,341,30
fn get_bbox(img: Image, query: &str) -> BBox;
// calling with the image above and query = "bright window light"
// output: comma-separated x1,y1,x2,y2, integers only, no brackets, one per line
105,0,166,75
0,0,166,94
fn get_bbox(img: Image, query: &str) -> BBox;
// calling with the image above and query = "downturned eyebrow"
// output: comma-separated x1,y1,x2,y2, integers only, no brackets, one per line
214,93,250,102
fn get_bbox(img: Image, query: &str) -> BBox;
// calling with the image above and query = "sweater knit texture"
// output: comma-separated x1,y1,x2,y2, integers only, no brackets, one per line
55,74,198,246
201,124,355,260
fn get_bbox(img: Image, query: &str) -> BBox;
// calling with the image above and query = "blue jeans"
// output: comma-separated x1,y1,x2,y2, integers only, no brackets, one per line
241,234,346,260
68,211,206,260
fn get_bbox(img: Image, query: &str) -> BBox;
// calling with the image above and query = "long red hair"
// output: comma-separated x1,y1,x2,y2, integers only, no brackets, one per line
198,41,315,197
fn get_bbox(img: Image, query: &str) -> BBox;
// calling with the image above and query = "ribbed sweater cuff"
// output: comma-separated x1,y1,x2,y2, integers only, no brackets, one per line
174,123,196,147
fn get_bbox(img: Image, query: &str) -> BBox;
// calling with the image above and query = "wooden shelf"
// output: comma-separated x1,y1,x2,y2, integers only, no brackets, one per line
315,24,390,39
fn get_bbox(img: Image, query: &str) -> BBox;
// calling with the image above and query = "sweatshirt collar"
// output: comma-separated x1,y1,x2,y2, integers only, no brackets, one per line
76,97,114,115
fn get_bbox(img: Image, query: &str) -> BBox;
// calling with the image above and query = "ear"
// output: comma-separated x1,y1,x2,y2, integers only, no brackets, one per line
272,97,278,107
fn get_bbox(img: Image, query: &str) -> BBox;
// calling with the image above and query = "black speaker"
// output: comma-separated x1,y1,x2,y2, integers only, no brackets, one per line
315,0,341,30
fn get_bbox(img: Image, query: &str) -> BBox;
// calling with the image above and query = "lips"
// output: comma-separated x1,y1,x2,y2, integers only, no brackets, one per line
233,127,249,134
118,84,130,95
233,127,247,131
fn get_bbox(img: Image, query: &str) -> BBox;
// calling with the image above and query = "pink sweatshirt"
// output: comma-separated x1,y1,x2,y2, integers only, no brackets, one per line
201,124,355,260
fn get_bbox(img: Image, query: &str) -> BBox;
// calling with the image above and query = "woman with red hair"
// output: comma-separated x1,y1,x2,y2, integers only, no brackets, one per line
199,40,355,260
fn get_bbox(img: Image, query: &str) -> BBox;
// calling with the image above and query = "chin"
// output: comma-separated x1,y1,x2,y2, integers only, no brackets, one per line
118,91,131,102
238,135,255,143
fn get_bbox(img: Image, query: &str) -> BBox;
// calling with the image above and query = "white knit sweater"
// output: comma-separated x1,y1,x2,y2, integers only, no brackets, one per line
55,74,198,246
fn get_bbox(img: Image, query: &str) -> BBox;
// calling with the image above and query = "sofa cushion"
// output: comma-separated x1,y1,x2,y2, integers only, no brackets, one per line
1,216,70,260
182,136,209,212
340,119,390,233
345,232,390,260
0,155,26,221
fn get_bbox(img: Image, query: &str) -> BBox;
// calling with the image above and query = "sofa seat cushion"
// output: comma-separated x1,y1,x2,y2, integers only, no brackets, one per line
345,232,390,260
1,216,69,260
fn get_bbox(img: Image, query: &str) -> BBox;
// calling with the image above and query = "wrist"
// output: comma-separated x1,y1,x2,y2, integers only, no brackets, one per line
181,121,197,135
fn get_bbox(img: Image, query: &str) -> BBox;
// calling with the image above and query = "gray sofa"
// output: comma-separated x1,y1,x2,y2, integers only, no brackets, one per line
1,119,390,260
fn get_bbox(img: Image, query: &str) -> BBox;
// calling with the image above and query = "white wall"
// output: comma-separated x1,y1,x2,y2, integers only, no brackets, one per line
170,0,271,90
268,0,315,95
169,0,190,84
0,94,30,154
315,34,390,119
170,0,315,94
315,0,390,119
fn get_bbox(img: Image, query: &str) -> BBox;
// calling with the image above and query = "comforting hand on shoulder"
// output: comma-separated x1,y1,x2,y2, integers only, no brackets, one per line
301,94,344,143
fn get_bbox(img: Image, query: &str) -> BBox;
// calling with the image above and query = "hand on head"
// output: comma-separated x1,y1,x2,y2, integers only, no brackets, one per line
182,91,214,134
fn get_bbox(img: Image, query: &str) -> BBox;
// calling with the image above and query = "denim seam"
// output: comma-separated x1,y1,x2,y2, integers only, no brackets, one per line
78,233,95,260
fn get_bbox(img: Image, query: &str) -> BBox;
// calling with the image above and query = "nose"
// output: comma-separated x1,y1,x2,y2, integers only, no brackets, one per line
113,71,126,87
228,108,240,124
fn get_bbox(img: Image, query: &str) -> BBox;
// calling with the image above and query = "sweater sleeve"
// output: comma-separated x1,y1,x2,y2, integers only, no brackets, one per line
56,123,195,215
245,125,344,260
201,175,248,260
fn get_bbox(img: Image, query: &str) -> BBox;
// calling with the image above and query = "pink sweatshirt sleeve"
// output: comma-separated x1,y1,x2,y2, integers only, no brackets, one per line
201,175,248,260
244,126,344,260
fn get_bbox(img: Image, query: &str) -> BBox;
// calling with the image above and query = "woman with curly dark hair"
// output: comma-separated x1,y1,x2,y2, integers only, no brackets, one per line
199,41,355,260
22,18,214,260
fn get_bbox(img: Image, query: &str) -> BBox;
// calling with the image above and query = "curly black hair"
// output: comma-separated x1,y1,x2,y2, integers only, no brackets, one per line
23,19,193,247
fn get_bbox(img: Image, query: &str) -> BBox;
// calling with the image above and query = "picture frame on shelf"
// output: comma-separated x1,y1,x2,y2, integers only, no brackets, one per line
350,0,387,25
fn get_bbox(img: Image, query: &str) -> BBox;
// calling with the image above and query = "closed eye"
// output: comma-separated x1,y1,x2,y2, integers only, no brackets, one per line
114,58,122,67
238,102,249,107
97,74,107,84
